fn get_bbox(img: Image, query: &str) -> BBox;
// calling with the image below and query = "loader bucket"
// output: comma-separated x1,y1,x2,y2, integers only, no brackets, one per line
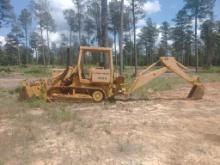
19,80,47,100
187,85,205,100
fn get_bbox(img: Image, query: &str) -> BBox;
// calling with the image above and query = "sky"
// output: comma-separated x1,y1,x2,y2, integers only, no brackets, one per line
0,0,220,45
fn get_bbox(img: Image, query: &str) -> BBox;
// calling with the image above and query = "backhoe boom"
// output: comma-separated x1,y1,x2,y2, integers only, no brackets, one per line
126,57,204,99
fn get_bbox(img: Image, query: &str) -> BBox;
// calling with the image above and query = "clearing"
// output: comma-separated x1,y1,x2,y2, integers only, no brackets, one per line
0,67,220,165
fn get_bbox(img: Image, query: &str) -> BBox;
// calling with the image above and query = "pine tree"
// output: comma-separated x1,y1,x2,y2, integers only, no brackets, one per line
201,19,215,67
109,0,121,67
119,0,124,74
64,9,78,47
19,8,32,64
184,0,216,71
4,32,20,65
73,0,85,44
0,0,14,28
32,0,55,65
172,9,193,65
84,16,95,45
11,20,23,65
87,0,101,46
60,33,68,65
101,0,108,47
43,10,56,65
130,0,148,75
139,18,158,65
30,32,40,64
215,21,220,65
160,21,170,55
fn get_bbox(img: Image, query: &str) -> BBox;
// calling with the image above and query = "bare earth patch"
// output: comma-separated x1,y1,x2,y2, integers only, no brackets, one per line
0,73,24,89
0,76,220,164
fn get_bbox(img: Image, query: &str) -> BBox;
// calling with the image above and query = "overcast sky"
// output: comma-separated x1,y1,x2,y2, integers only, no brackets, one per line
0,0,220,45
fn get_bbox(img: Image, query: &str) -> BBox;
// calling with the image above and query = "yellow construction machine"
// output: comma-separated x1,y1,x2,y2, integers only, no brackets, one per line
20,46,205,102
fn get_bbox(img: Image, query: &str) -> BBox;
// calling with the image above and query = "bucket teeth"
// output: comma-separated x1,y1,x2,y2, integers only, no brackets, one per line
188,85,205,100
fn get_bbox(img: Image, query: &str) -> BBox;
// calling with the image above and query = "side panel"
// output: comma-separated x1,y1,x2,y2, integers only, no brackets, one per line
91,69,111,83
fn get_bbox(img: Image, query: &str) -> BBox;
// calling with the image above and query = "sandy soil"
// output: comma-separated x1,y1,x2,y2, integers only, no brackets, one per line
0,76,220,165
0,73,25,89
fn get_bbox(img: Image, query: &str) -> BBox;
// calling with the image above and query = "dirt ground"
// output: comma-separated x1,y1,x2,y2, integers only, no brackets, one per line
0,74,220,165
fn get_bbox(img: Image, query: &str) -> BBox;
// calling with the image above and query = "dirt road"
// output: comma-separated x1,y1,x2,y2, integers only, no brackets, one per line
0,77,220,164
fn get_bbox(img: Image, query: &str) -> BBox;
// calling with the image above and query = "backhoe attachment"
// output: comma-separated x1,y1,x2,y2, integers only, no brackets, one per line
126,57,205,100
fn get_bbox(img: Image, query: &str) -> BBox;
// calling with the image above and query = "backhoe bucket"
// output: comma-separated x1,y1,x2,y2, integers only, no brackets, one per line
19,80,47,100
187,85,205,100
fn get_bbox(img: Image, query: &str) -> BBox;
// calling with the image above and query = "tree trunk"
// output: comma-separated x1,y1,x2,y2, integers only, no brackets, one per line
17,46,21,65
132,0,137,76
207,17,215,67
36,48,39,65
101,0,108,67
181,50,184,64
69,30,73,66
95,2,101,46
40,27,46,66
46,28,50,65
195,7,198,72
119,0,124,75
101,0,108,47
207,39,214,67
78,19,81,44
129,28,133,66
114,30,117,69
25,27,28,64
69,30,72,48
97,22,101,47
77,5,81,44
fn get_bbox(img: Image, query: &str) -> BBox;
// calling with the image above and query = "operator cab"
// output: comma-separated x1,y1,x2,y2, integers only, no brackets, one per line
78,47,113,84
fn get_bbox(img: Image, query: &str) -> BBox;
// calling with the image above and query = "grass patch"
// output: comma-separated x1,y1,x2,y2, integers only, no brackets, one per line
144,76,183,91
132,72,220,97
22,66,51,77
8,87,21,95
202,66,220,73
126,75,184,97
198,73,220,82
0,67,12,73
117,138,130,153
27,98,47,108
0,67,13,77
47,108,76,123
0,65,52,77
116,137,143,154
123,66,220,97
0,160,4,165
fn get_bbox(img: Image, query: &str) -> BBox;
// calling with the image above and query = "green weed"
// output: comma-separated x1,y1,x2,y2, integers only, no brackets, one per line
130,76,184,97
8,87,21,95
48,108,75,123
202,66,220,73
27,97,47,108
0,160,4,165
0,67,12,73
198,73,220,82
22,66,51,76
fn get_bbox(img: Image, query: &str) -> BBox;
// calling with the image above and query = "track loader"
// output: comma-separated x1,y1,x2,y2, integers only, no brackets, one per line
20,46,205,102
